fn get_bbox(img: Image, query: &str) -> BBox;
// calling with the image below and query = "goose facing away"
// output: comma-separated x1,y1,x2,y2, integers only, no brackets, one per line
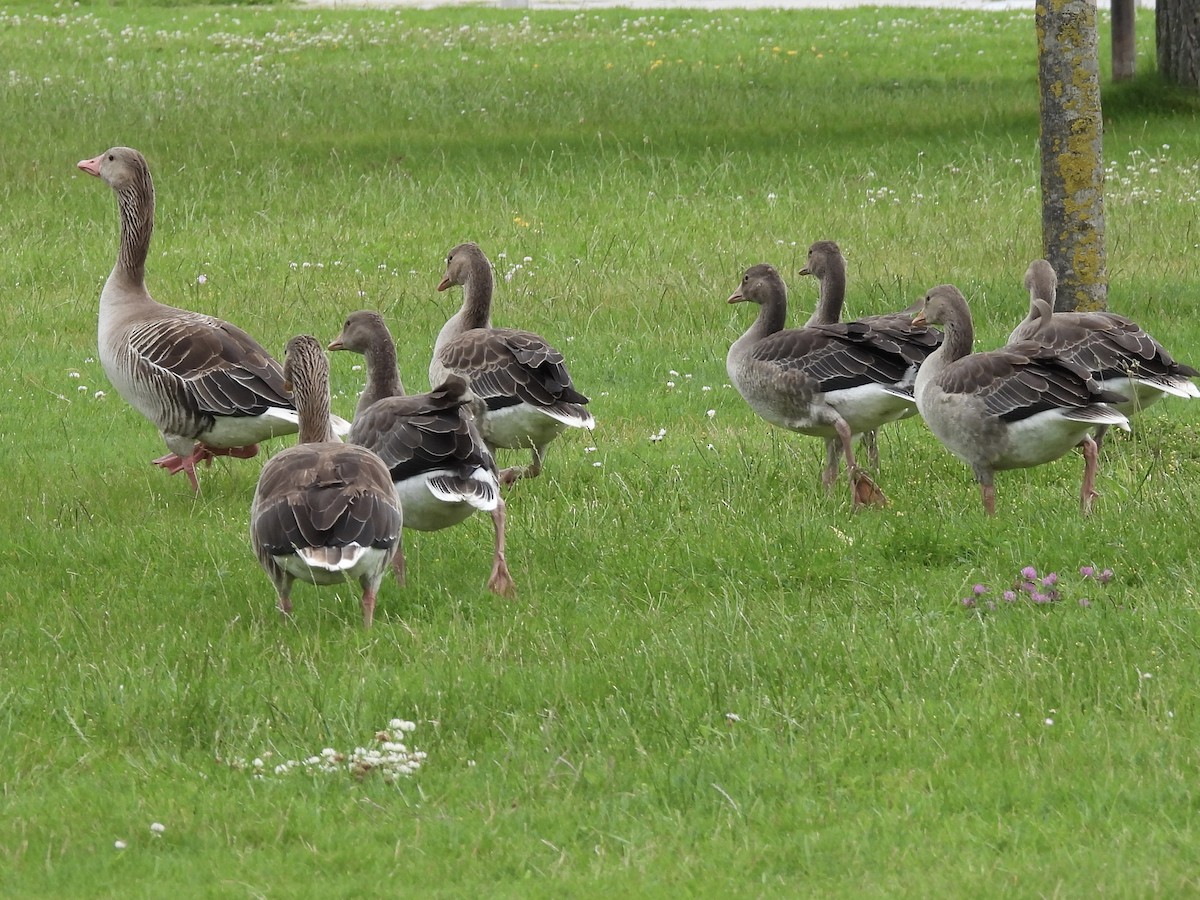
726,263,921,509
912,284,1130,516
1009,259,1199,443
77,146,349,492
797,239,943,465
250,336,402,627
328,310,515,597
431,242,594,485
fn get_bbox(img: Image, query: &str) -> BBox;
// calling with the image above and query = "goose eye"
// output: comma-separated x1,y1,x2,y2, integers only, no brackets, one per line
107,154,114,160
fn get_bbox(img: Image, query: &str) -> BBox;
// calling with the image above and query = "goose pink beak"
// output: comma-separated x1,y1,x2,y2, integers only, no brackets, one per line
436,276,452,292
77,155,103,177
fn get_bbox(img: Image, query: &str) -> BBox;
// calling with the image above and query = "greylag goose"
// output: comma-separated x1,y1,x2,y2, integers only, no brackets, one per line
1009,258,1199,444
77,146,348,491
250,336,402,628
798,239,942,465
726,263,922,508
431,242,594,484
328,310,515,597
912,284,1130,516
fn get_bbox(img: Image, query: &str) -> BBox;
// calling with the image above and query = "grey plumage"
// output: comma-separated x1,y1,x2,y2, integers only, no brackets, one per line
726,263,922,508
78,146,348,492
798,239,943,467
913,284,1130,516
431,242,594,484
329,310,515,597
1009,259,1199,444
250,336,401,627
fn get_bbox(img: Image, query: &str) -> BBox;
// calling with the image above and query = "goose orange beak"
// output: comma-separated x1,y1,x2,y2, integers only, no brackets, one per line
77,155,103,177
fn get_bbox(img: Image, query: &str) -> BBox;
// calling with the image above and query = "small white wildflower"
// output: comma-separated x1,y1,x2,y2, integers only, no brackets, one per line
584,446,597,453
78,385,88,392
592,461,602,468
252,757,264,768
197,274,207,285
150,822,165,835
666,381,676,388
702,385,712,392
114,840,127,850
68,371,80,379
669,369,679,376
351,364,362,372
1044,718,1054,726
706,409,716,418
94,390,106,399
725,712,741,723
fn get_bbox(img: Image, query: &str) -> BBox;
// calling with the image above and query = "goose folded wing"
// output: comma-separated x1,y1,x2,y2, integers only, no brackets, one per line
441,328,589,409
255,449,400,554
351,401,484,482
130,315,293,417
751,324,914,392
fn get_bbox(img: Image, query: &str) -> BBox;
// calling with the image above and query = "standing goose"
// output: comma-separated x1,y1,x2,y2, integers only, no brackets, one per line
250,336,402,627
78,146,348,491
329,310,515,598
726,263,921,508
1009,259,1199,444
912,284,1130,516
431,242,594,485
798,239,942,465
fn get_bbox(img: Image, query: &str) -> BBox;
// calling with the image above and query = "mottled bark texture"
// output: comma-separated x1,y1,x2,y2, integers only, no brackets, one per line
1157,0,1200,89
1037,0,1108,312
1112,0,1136,80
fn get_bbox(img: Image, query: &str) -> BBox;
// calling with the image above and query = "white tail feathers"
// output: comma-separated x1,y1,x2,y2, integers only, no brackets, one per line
297,544,370,572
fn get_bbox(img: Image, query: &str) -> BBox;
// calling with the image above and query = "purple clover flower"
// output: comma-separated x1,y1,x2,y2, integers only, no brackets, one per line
1021,566,1038,580
1041,573,1058,587
1080,565,1095,578
973,583,988,596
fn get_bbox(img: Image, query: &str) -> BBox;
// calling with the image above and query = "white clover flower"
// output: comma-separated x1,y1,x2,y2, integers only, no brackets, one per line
592,461,602,468
252,757,264,768
706,409,716,418
94,390,106,399
114,840,127,850
77,385,88,392
351,365,362,372
197,274,207,285
1044,718,1054,726
725,712,741,723
150,822,165,835
665,381,676,388
68,371,80,379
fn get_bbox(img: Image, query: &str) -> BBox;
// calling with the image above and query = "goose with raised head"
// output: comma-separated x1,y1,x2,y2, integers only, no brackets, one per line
726,263,921,509
431,242,594,485
1009,259,1198,444
78,146,348,492
798,239,942,465
329,310,515,597
250,336,401,628
913,284,1130,516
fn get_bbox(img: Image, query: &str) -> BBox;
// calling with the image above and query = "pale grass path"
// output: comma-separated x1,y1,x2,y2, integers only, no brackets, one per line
304,0,1149,10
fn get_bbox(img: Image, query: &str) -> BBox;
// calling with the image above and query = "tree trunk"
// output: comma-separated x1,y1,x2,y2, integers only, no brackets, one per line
1113,0,1136,81
1157,0,1200,88
1037,0,1107,312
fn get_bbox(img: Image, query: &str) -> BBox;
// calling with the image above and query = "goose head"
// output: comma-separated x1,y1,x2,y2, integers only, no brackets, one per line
728,263,786,305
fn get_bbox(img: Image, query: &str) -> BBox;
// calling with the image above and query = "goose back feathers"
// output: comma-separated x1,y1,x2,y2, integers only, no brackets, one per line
250,336,401,627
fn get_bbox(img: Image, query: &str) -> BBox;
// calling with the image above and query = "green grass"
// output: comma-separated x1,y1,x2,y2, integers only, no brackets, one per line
4,2,1200,895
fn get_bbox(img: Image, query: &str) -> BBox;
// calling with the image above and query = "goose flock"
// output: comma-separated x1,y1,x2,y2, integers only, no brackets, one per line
79,146,1198,624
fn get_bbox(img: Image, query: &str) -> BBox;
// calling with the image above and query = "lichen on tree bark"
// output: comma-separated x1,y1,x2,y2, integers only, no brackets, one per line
1037,0,1107,311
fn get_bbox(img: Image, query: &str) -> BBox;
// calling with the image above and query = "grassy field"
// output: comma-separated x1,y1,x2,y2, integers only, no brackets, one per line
3,1,1200,895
